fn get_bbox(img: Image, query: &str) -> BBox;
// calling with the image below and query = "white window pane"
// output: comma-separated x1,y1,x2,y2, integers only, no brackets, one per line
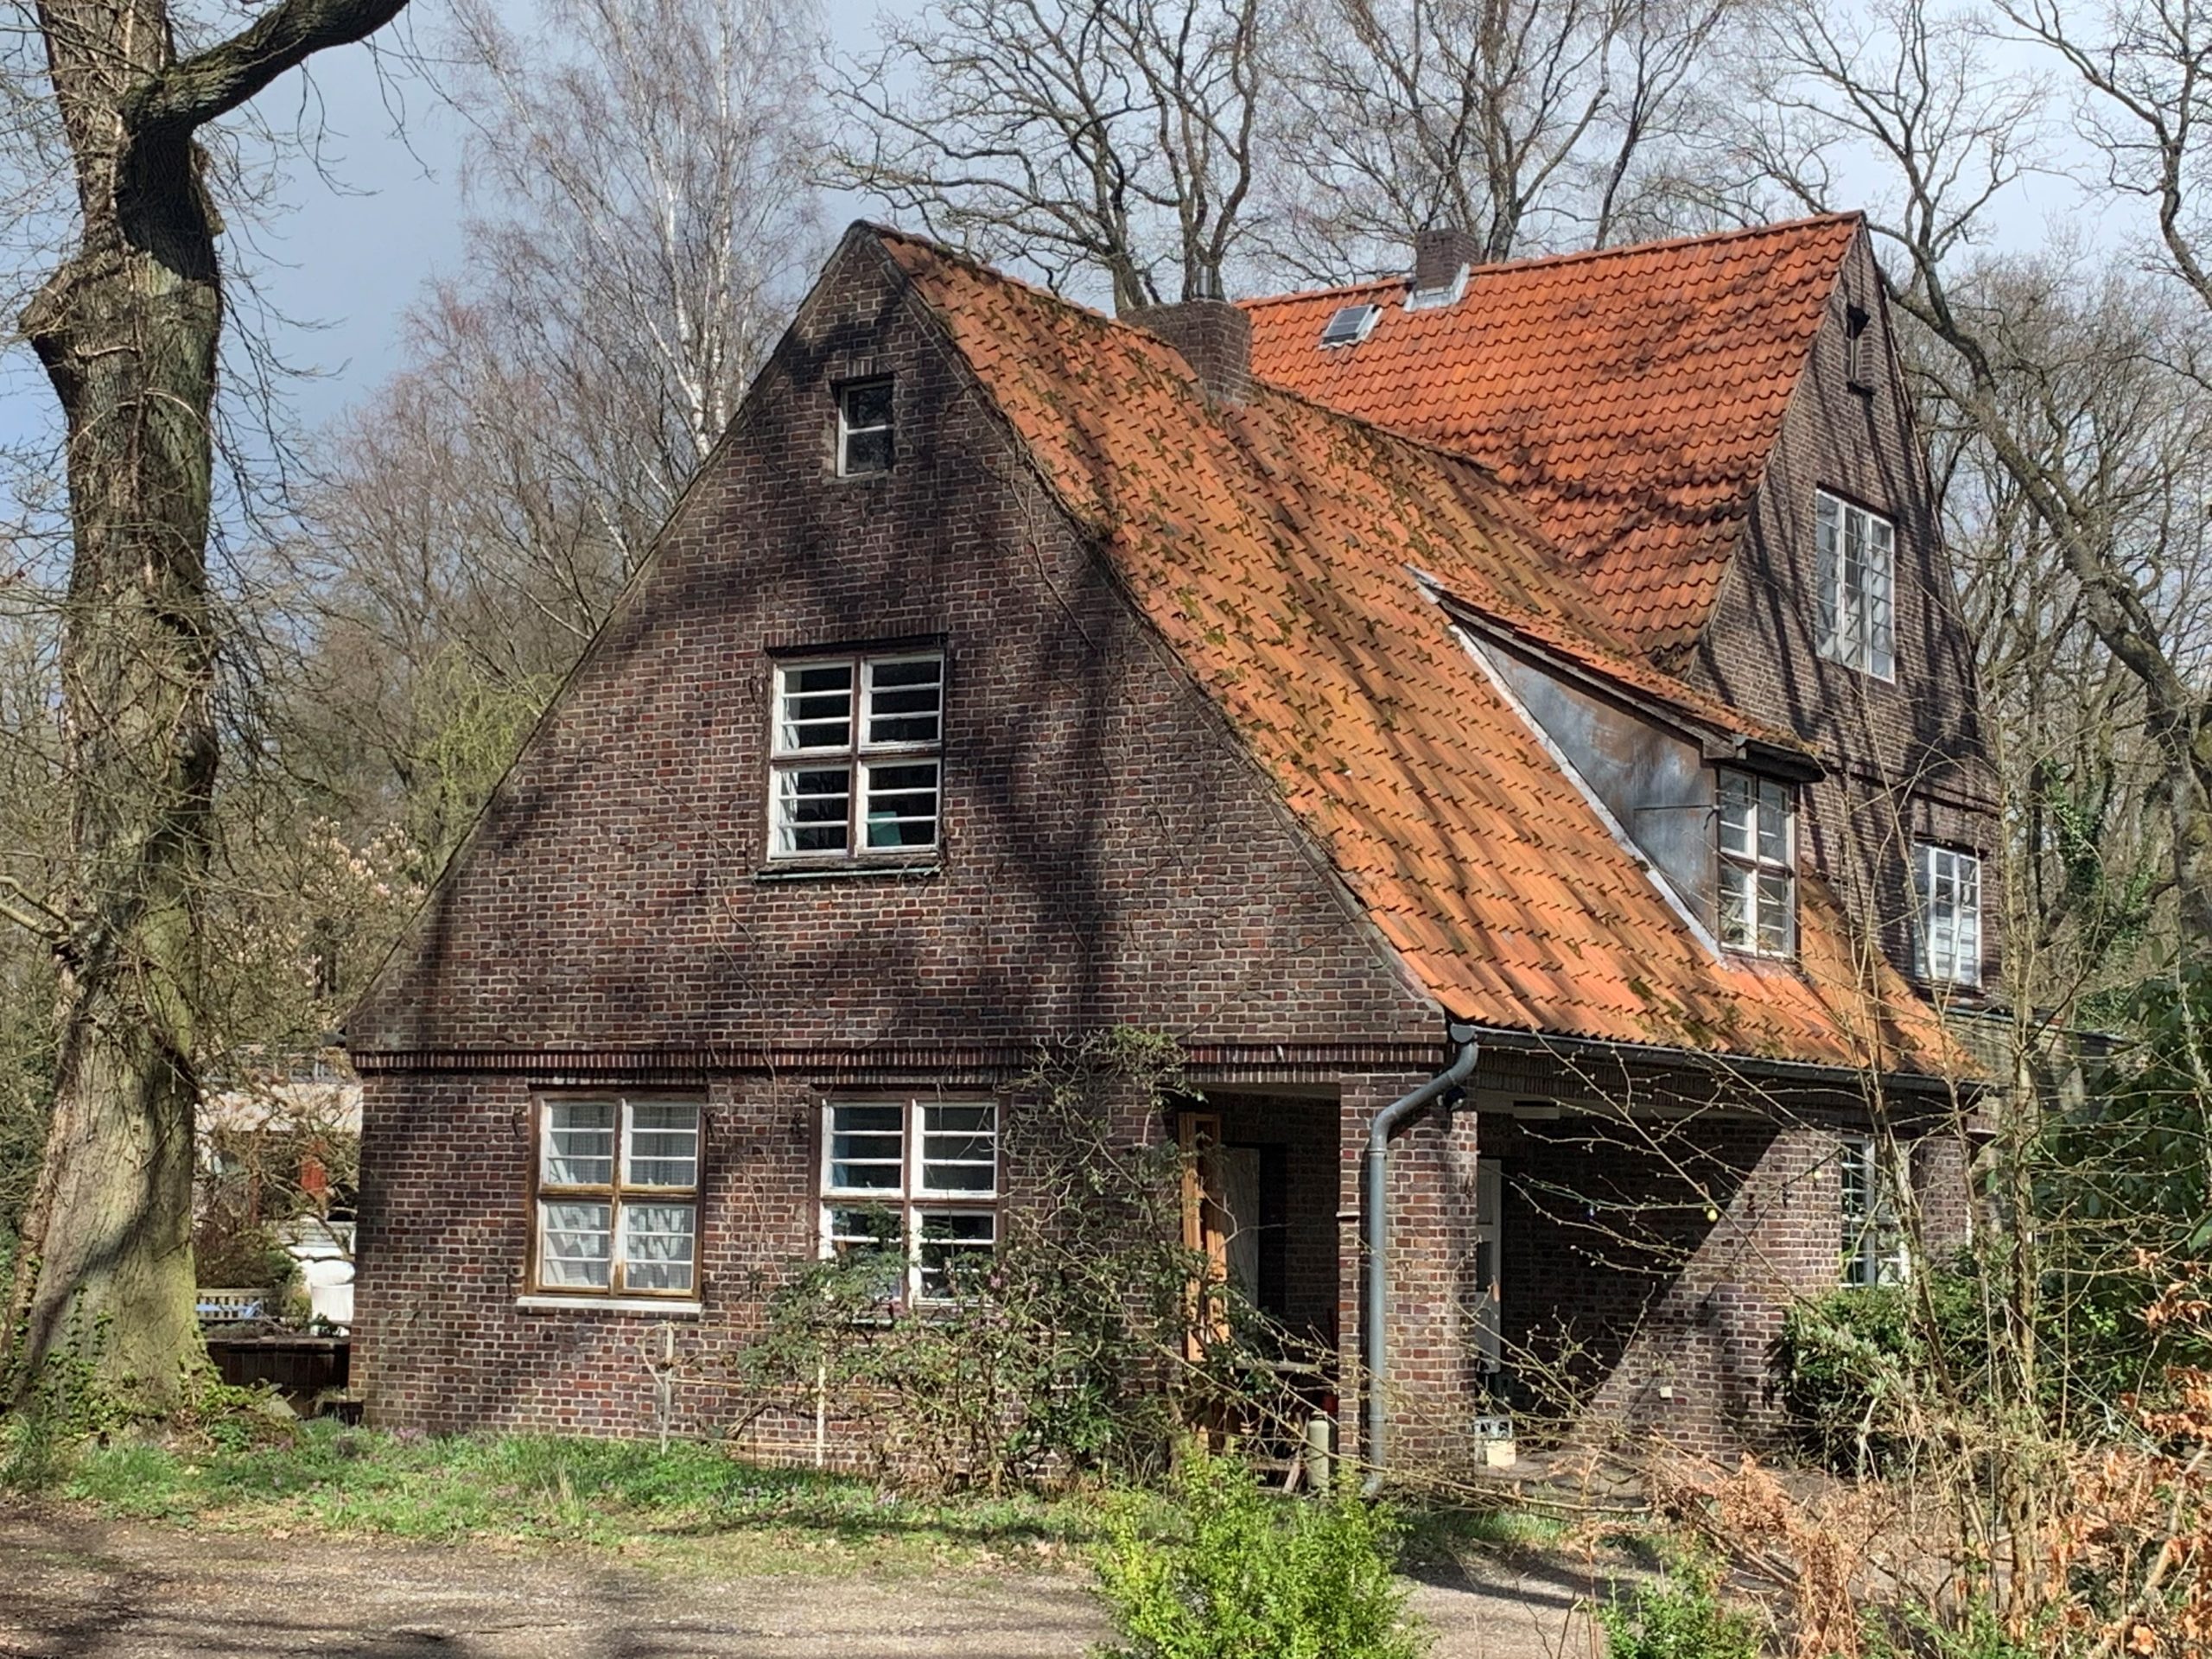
543,1102,615,1186
866,656,944,747
921,1103,997,1195
1756,873,1792,954
1718,774,1753,858
917,1211,995,1300
861,760,940,850
777,663,854,751
1757,782,1789,866
827,1205,904,1251
1718,862,1752,946
829,1103,906,1192
620,1202,696,1293
626,1102,699,1187
539,1200,613,1288
775,766,852,855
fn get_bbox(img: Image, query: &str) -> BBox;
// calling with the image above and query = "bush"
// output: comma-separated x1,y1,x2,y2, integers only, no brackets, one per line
1090,1445,1428,1659
1771,1271,1993,1471
1596,1558,1762,1659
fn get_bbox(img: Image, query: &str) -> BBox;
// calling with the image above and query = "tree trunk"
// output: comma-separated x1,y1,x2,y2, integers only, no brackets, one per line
6,147,221,1406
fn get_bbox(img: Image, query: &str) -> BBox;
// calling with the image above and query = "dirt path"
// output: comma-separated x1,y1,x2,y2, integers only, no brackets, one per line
0,1506,1602,1658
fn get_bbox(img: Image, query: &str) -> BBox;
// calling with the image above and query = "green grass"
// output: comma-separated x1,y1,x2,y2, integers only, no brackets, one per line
1400,1498,1573,1565
28,1420,1146,1574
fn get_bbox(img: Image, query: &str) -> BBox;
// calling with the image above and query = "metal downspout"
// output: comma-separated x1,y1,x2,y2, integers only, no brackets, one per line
1362,1020,1481,1497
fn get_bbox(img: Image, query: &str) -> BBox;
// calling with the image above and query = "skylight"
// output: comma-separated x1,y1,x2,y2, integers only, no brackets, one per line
1319,303,1381,347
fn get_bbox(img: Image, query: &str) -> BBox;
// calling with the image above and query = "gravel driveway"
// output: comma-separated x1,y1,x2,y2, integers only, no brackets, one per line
0,1506,1603,1658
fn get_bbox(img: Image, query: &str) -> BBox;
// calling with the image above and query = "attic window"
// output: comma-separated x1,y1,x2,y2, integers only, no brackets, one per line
1716,770,1796,957
1814,491,1896,679
836,378,894,476
770,651,944,859
1845,304,1872,392
1319,303,1381,347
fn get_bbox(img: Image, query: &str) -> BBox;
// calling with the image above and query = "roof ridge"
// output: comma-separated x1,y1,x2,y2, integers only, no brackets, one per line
1238,213,1863,310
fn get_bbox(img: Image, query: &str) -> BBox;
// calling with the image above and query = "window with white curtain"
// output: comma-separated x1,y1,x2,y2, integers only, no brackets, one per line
533,1097,700,1298
1717,770,1796,957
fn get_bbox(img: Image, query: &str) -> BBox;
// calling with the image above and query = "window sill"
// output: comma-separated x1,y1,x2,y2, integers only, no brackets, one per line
516,1294,702,1317
754,860,941,883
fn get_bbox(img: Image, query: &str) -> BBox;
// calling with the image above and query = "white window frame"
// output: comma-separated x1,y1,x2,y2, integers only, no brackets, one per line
768,651,944,861
836,377,894,476
818,1097,999,1306
1716,770,1797,958
1814,490,1897,680
1840,1135,1910,1287
1915,843,1983,988
531,1096,702,1300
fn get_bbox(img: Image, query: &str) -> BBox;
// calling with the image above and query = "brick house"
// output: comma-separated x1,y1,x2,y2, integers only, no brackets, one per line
345,215,1995,1466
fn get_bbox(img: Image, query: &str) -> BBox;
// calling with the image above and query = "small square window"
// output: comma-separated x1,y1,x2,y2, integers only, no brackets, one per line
1915,844,1982,988
1716,770,1796,957
836,378,894,476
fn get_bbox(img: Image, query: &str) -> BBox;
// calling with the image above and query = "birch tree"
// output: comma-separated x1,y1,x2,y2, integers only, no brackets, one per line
284,0,823,864
1,1,418,1405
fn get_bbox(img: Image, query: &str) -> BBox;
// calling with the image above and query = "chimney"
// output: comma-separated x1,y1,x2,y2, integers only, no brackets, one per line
1410,227,1480,305
1127,276,1252,404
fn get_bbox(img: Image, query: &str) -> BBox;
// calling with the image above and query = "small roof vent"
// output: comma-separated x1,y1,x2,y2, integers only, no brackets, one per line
1319,302,1382,347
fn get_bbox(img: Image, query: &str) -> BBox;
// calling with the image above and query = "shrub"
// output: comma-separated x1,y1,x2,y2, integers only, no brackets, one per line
1090,1445,1428,1659
1771,1271,1993,1471
1595,1558,1762,1659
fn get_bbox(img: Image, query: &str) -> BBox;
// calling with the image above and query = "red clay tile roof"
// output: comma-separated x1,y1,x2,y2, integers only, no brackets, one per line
1243,216,1864,658
878,227,1959,1076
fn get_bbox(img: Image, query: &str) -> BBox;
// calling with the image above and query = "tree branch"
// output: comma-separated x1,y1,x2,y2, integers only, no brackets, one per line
124,0,410,141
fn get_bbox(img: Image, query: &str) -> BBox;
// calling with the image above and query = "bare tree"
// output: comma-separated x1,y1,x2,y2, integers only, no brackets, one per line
2,0,416,1407
1266,0,1738,279
832,0,1264,313
1738,0,2212,950
281,0,824,864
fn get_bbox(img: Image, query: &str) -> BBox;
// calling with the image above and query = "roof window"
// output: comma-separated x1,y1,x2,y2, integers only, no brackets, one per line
1319,303,1381,347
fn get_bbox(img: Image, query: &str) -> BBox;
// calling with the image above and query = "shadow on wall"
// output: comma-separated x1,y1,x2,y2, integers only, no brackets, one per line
1490,1110,1796,1449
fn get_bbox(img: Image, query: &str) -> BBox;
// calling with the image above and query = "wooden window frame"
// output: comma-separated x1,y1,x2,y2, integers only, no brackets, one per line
526,1094,703,1301
1815,489,1897,681
767,651,944,862
817,1096,1000,1306
1716,769,1797,959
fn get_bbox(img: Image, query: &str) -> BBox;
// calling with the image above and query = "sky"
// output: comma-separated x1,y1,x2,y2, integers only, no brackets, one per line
0,3,897,463
0,2,2110,477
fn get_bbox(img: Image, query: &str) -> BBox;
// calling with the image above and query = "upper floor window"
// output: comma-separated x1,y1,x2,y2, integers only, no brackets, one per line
533,1096,700,1299
836,378,894,476
770,652,943,860
821,1098,999,1304
1717,770,1796,957
1915,844,1983,988
1814,491,1895,680
1845,302,1873,392
1840,1135,1909,1287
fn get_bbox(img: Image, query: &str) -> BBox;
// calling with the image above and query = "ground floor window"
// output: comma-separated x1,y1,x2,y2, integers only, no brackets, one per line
1840,1135,1910,1287
820,1097,999,1303
533,1096,701,1298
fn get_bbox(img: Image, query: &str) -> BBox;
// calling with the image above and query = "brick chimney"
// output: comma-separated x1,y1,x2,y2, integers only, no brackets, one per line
1128,279,1252,404
1411,227,1481,302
